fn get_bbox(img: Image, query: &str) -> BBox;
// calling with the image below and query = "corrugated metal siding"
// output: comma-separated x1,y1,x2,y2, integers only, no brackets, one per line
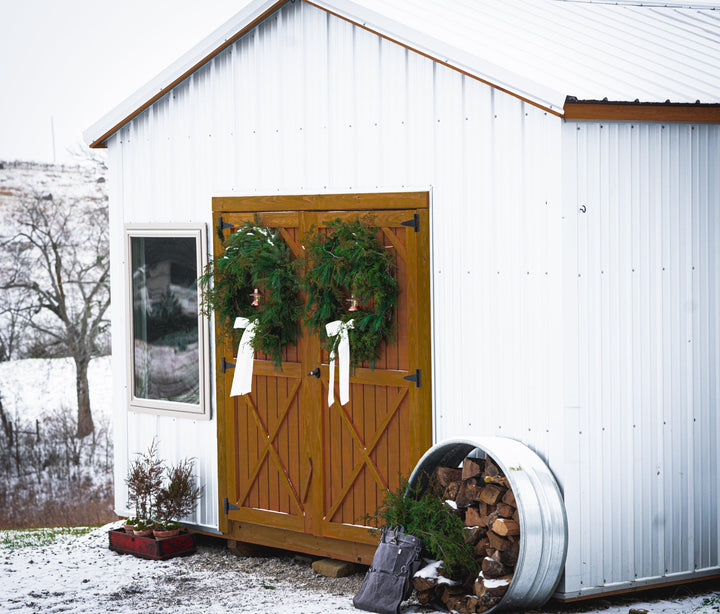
110,0,565,533
561,120,720,596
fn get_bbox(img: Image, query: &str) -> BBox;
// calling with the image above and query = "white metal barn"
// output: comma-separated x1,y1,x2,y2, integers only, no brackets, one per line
85,0,720,602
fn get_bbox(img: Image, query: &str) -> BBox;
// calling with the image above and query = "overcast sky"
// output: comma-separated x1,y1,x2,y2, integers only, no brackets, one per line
0,0,250,164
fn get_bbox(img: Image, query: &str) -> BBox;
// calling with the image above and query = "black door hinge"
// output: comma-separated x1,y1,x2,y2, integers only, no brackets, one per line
224,497,240,514
221,357,235,373
403,369,421,388
217,216,235,240
401,213,420,232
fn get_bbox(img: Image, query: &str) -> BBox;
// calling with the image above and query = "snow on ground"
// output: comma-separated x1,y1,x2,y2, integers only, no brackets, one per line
1,524,719,614
0,356,112,423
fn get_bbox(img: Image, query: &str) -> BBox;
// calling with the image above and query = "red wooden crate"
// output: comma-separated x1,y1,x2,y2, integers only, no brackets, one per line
108,528,196,560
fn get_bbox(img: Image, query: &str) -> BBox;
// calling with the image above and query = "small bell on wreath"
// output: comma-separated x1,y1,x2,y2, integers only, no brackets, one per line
249,288,261,307
346,295,360,312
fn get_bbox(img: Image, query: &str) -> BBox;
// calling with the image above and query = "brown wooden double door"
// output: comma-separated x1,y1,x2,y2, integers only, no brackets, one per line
214,193,431,561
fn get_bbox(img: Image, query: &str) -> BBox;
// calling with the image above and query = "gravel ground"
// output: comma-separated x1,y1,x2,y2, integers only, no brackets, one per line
1,523,719,614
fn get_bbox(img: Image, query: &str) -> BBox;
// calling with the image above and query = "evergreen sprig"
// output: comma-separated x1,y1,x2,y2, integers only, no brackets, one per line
368,478,480,578
302,217,398,368
198,220,302,366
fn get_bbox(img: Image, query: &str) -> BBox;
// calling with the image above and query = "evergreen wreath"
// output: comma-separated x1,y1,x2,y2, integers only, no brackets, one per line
302,217,398,368
198,219,302,366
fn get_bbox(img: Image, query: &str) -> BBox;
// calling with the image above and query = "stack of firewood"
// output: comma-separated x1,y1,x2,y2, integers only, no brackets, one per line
412,454,520,614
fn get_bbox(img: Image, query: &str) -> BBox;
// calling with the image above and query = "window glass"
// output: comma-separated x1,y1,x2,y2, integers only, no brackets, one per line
130,236,200,404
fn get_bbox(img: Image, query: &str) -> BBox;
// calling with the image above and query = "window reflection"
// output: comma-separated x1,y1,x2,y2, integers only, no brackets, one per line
131,237,199,404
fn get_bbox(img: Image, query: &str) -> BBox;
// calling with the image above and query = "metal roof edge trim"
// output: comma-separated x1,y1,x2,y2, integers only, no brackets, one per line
564,98,720,122
83,0,287,149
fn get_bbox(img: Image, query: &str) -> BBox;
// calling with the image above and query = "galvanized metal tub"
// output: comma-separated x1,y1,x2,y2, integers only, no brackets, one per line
407,437,568,612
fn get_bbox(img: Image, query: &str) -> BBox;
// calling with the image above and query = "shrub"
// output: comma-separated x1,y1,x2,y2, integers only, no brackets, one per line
368,478,479,578
125,440,203,529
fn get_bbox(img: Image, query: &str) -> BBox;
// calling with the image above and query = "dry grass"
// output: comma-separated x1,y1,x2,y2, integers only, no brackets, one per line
0,478,118,530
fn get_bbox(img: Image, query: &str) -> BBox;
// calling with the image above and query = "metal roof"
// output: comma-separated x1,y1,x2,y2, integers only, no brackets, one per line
84,0,720,147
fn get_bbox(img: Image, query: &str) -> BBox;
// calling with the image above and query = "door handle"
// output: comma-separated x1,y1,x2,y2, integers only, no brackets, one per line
308,367,321,378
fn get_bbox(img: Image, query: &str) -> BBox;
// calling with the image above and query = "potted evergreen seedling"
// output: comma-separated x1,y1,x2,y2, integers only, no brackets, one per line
153,458,203,538
125,440,164,535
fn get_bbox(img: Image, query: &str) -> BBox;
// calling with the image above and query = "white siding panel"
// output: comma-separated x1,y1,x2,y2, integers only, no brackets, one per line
563,120,720,596
110,0,564,546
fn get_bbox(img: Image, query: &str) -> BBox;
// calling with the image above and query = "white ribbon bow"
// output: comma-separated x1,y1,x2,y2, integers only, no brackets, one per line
326,319,354,407
230,317,256,396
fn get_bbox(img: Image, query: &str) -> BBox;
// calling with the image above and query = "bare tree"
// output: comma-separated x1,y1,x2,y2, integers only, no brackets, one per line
0,192,110,438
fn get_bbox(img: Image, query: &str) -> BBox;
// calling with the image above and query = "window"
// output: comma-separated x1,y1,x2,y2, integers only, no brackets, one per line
125,224,210,419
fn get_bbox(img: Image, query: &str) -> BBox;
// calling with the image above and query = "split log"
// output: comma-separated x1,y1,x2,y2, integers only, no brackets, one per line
479,484,504,505
502,489,516,507
462,457,483,480
483,475,510,488
512,509,520,523
483,456,500,478
487,530,510,551
474,537,491,557
480,511,499,530
413,575,438,593
441,584,466,604
491,518,520,537
444,481,460,500
465,479,483,501
465,506,484,527
416,589,436,604
475,574,513,597
463,525,485,545
500,540,520,567
497,503,515,518
463,595,481,614
435,466,463,488
455,482,472,508
481,556,508,579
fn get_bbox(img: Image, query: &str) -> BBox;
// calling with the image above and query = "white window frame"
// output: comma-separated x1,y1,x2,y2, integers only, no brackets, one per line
124,223,211,419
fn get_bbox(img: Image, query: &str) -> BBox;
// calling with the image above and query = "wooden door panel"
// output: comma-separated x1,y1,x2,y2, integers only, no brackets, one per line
218,211,309,533
313,210,418,542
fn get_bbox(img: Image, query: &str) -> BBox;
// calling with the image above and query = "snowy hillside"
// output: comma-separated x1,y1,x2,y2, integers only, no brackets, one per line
0,159,107,206
0,356,112,423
